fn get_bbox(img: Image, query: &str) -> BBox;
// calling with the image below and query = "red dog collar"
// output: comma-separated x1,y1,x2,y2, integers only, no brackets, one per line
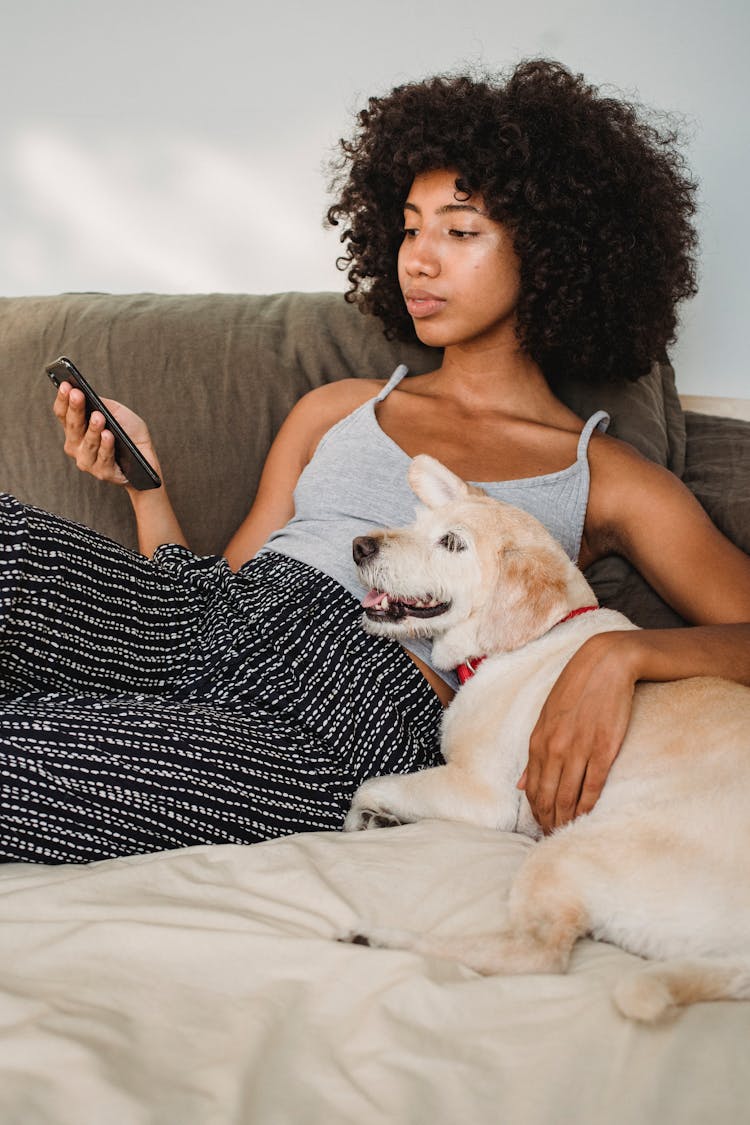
454,605,599,685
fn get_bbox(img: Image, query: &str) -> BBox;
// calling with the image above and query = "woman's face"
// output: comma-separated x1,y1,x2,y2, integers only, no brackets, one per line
397,168,521,352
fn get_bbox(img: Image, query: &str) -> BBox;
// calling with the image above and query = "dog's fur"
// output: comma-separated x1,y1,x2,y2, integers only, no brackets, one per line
344,454,750,1022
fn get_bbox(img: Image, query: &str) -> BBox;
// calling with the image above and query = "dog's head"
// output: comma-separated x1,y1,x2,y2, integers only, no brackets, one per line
352,454,596,666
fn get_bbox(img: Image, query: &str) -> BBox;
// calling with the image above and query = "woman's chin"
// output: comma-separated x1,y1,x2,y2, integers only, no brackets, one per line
410,318,452,348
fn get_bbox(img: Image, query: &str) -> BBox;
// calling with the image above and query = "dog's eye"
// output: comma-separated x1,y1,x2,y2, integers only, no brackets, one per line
439,531,466,552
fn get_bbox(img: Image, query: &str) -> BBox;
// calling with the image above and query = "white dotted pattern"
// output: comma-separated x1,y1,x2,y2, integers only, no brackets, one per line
0,496,442,864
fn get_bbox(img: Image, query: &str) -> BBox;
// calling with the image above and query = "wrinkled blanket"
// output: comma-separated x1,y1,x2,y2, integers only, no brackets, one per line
1,820,747,1124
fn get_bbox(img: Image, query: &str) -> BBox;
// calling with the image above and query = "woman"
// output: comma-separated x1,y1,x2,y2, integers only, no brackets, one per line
4,60,750,862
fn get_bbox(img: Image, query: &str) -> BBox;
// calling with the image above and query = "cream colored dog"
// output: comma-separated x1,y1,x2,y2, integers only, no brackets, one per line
345,454,750,1022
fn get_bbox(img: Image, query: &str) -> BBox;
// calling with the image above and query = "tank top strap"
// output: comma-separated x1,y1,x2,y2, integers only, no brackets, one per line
576,409,610,460
375,364,409,403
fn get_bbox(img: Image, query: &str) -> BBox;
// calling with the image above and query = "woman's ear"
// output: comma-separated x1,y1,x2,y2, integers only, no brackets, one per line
408,455,470,509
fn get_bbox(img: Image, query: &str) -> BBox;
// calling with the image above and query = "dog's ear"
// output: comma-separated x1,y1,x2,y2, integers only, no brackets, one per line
408,455,471,509
477,545,569,653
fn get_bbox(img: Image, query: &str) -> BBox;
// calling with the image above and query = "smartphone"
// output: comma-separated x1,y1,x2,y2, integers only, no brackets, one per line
45,356,161,491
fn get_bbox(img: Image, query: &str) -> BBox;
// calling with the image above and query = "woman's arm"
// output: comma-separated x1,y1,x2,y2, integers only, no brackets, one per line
522,437,750,834
223,379,382,570
57,375,381,564
221,397,313,570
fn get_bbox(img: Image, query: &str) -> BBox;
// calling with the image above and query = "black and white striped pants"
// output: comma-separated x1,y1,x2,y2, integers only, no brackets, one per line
0,495,443,864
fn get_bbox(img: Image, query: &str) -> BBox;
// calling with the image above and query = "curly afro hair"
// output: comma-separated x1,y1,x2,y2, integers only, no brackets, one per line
327,59,699,386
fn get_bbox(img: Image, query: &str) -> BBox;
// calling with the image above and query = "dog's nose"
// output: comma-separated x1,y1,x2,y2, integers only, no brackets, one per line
352,536,380,565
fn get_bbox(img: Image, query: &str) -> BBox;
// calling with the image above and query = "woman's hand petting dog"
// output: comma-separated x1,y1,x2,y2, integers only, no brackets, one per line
519,630,639,834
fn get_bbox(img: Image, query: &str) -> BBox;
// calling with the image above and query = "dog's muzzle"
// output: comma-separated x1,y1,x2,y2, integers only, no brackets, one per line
360,589,450,622
352,536,380,565
352,536,451,623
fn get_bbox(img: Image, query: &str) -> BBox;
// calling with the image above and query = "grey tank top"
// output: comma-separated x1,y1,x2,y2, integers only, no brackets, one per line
261,365,609,688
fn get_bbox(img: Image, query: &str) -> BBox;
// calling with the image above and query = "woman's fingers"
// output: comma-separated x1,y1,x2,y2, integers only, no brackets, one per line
57,385,89,449
520,634,637,834
78,415,128,482
74,410,104,467
55,388,127,483
524,744,581,835
52,380,70,422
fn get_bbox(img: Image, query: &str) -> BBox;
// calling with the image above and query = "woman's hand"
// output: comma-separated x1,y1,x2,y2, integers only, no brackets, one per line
53,381,160,488
53,381,186,556
518,631,638,834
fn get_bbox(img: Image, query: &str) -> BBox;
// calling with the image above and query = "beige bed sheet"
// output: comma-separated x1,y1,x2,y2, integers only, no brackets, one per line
1,820,746,1124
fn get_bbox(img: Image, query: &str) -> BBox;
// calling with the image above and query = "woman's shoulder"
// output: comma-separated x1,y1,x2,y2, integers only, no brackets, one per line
295,377,386,420
282,378,386,463
587,425,671,484
586,426,702,550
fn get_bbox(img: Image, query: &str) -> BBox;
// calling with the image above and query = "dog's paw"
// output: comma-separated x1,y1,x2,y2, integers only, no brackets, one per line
613,971,677,1023
343,805,406,832
344,775,415,831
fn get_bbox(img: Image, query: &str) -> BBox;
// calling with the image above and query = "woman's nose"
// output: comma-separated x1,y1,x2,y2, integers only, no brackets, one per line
401,234,440,277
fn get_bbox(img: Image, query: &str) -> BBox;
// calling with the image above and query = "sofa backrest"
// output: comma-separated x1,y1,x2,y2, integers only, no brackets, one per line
0,291,685,557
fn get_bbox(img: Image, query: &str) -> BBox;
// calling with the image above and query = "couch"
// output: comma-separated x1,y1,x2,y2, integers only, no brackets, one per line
0,291,748,1124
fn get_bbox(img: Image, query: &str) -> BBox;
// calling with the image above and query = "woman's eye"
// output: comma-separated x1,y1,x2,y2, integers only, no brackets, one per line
449,229,479,239
439,532,466,552
402,227,418,239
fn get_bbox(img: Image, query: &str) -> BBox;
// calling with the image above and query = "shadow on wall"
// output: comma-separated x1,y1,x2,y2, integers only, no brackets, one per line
2,126,347,295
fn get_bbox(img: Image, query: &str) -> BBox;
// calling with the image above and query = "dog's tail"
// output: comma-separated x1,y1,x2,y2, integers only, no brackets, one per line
613,957,750,1022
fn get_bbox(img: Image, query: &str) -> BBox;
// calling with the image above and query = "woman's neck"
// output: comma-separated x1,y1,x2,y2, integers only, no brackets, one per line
428,343,568,422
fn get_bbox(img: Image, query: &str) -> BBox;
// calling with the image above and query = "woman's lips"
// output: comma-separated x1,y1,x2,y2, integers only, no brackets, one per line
404,291,446,318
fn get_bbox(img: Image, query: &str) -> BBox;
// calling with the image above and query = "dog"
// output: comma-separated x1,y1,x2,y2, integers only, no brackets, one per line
343,454,750,1022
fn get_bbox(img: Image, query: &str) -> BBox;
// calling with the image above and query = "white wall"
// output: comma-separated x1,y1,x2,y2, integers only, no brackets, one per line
1,0,747,396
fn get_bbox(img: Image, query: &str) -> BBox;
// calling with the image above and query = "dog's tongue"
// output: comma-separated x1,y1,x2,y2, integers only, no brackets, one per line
361,588,386,609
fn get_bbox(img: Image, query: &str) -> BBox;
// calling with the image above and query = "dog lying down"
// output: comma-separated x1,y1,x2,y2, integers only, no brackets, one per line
344,454,750,1022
